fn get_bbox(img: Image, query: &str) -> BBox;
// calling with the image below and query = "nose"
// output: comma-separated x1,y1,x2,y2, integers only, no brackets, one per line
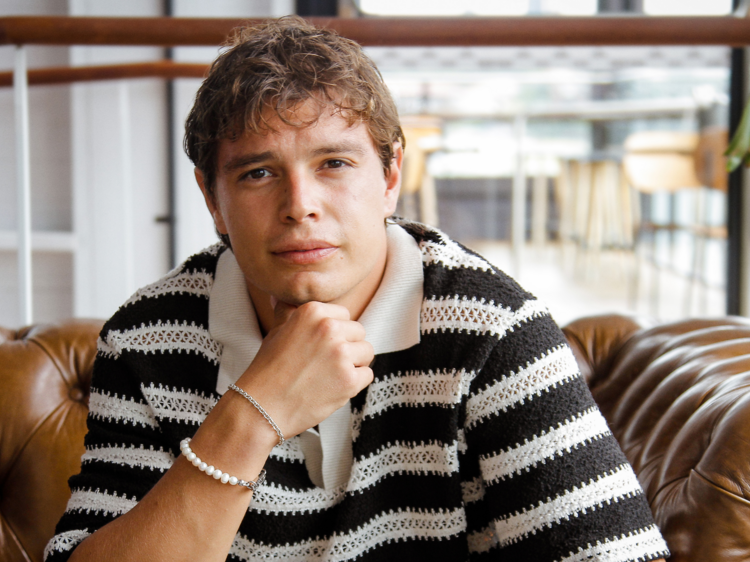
280,170,320,223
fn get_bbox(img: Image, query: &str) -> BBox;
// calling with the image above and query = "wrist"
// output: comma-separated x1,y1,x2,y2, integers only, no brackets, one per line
189,390,279,477
228,383,285,446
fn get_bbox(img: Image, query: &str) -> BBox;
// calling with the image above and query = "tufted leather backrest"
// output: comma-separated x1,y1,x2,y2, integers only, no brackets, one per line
563,314,750,562
0,319,103,562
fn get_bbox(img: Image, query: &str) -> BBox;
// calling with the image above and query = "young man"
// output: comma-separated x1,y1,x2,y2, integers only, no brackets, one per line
47,17,668,562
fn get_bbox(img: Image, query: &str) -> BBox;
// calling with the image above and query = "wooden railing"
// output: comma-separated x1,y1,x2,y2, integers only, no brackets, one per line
0,61,208,87
1,15,750,48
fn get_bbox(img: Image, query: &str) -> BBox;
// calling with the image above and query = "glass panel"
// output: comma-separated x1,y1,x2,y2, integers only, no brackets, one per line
375,44,730,322
360,0,732,16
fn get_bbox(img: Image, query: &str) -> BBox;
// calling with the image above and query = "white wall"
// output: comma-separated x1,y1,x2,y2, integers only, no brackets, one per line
68,0,169,319
0,0,73,325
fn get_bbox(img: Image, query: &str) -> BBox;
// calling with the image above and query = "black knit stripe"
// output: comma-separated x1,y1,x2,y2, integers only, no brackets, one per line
244,473,464,543
113,295,212,330
353,535,468,562
470,496,666,562
422,264,535,311
354,407,458,457
481,438,635,518
397,331,498,373
464,375,600,457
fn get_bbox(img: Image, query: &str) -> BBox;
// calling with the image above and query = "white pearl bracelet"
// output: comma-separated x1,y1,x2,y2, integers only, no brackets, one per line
180,438,266,492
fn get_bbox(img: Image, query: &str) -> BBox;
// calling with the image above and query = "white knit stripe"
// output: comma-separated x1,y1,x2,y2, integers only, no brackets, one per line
351,407,362,441
269,437,306,463
230,507,466,561
348,441,459,493
461,477,485,504
252,482,346,515
457,428,467,453
97,321,222,365
465,345,580,430
419,235,495,273
421,296,549,338
43,529,91,559
204,241,225,255
121,269,213,308
468,465,644,553
88,389,158,429
66,488,138,517
557,525,669,562
141,383,217,425
81,444,175,472
480,408,612,483
467,525,496,554
360,368,477,421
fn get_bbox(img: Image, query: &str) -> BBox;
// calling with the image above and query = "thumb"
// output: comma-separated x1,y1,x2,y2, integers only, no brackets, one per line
271,296,297,329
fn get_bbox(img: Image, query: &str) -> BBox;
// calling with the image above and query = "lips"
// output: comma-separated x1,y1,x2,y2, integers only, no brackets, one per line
272,241,338,265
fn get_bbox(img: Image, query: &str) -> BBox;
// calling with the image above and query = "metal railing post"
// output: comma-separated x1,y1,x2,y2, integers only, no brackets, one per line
512,114,527,278
14,44,32,325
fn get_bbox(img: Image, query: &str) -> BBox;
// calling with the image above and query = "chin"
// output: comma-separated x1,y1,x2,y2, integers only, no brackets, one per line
277,285,341,307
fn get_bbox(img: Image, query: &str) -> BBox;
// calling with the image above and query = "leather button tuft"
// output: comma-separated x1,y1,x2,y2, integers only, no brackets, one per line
69,387,85,402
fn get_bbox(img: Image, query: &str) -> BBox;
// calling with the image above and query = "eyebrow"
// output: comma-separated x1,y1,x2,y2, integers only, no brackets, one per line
221,141,370,174
310,142,368,158
222,151,275,174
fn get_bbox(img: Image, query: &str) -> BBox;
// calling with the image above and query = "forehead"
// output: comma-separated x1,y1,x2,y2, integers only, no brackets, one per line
218,101,377,163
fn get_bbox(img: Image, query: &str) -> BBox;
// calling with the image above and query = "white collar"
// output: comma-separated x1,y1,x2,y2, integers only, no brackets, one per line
210,223,423,396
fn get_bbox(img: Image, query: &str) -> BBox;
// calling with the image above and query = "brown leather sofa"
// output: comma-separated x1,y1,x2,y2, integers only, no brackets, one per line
2,314,750,562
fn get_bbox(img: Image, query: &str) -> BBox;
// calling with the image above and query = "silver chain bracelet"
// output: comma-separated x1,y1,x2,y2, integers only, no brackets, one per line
228,383,285,446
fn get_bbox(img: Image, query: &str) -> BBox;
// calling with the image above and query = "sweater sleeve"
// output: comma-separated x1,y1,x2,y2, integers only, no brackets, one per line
44,250,221,561
460,312,670,562
43,333,176,561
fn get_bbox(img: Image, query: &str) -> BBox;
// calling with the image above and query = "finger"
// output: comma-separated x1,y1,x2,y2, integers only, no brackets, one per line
348,340,375,367
341,320,367,342
352,365,375,390
272,298,298,328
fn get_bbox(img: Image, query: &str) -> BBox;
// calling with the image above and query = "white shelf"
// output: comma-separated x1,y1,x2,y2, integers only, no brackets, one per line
0,230,77,252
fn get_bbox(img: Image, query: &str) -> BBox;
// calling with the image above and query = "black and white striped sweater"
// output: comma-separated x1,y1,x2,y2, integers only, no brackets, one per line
46,220,669,562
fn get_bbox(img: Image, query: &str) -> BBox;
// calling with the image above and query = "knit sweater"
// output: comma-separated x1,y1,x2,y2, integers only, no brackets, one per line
46,220,669,562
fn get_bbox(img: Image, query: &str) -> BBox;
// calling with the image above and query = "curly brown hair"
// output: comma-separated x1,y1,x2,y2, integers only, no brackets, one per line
184,16,405,198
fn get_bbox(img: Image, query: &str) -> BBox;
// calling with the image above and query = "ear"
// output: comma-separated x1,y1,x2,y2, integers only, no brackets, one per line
383,142,403,217
195,168,228,235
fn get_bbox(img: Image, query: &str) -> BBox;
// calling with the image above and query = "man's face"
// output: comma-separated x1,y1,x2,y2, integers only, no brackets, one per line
197,100,402,319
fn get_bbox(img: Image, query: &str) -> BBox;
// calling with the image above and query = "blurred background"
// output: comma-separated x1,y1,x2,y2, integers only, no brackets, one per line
0,0,737,327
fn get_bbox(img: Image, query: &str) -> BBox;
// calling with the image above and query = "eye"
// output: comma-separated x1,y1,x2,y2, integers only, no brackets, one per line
244,168,271,180
324,159,348,169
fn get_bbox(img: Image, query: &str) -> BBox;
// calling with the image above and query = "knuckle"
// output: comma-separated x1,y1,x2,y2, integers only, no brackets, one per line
298,301,320,317
340,369,360,392
318,316,338,337
331,342,349,362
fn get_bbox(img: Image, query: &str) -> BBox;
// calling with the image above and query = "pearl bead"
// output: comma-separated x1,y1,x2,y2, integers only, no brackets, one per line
212,469,223,480
198,461,207,471
205,465,215,476
221,473,230,484
186,452,196,461
229,476,238,485
191,457,201,466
